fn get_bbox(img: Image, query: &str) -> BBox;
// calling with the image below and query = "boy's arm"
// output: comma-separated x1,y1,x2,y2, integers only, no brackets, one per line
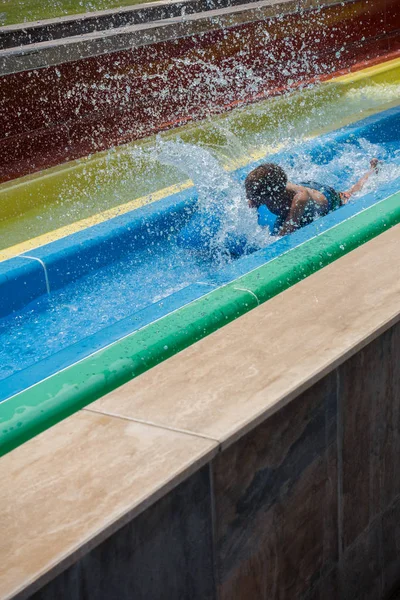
341,159,380,204
278,192,311,236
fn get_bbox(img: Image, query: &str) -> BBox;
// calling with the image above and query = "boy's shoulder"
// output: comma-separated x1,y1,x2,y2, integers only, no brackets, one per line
287,182,310,202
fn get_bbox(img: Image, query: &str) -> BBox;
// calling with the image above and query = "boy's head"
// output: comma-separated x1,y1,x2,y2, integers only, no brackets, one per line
245,163,289,214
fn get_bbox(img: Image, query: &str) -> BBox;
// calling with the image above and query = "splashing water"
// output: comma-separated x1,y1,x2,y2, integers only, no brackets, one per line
1,133,400,383
156,139,276,257
283,139,400,196
155,136,400,259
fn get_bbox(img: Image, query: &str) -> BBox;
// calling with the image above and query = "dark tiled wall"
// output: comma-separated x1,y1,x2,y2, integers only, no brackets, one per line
340,323,400,549
213,373,339,600
28,321,400,600
29,465,216,600
213,321,400,600
338,323,400,600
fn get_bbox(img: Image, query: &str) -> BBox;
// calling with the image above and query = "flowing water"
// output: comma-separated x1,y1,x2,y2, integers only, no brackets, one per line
1,127,400,384
156,139,275,256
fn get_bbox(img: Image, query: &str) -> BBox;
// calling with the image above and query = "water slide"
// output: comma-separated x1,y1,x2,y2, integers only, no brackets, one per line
0,0,400,457
1,57,400,454
3,2,400,599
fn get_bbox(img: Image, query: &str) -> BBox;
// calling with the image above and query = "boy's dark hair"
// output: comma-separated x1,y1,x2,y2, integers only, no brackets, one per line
245,163,288,211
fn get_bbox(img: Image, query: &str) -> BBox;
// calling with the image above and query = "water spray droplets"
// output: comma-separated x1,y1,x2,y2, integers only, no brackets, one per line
156,139,275,257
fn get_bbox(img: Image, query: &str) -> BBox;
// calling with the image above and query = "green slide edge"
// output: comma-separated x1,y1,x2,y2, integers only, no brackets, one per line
1,191,399,455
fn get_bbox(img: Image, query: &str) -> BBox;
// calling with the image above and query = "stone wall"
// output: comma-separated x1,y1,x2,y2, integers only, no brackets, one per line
27,319,400,600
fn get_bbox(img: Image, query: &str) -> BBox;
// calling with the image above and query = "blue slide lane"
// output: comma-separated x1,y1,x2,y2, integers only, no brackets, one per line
0,105,399,402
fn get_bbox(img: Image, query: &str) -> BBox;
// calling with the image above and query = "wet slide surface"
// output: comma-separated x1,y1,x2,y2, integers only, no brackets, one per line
1,57,400,259
0,104,399,400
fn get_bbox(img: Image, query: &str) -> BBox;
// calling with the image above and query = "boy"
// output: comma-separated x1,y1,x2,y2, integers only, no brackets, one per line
245,159,379,236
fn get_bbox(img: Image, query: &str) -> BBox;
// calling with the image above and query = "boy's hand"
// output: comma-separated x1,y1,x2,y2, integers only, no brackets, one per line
340,191,352,204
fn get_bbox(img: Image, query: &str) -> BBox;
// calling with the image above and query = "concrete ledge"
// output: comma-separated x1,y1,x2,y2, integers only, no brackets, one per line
0,412,217,600
2,224,400,599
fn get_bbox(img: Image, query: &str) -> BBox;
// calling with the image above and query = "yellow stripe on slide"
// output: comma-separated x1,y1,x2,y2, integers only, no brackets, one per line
331,56,400,84
0,181,192,262
0,139,292,263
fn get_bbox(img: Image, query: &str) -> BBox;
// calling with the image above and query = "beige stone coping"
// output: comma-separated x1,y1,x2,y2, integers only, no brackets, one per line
89,223,400,450
1,224,399,599
0,411,217,600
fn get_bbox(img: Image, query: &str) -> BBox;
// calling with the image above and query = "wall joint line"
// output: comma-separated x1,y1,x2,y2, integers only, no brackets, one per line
23,256,51,294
